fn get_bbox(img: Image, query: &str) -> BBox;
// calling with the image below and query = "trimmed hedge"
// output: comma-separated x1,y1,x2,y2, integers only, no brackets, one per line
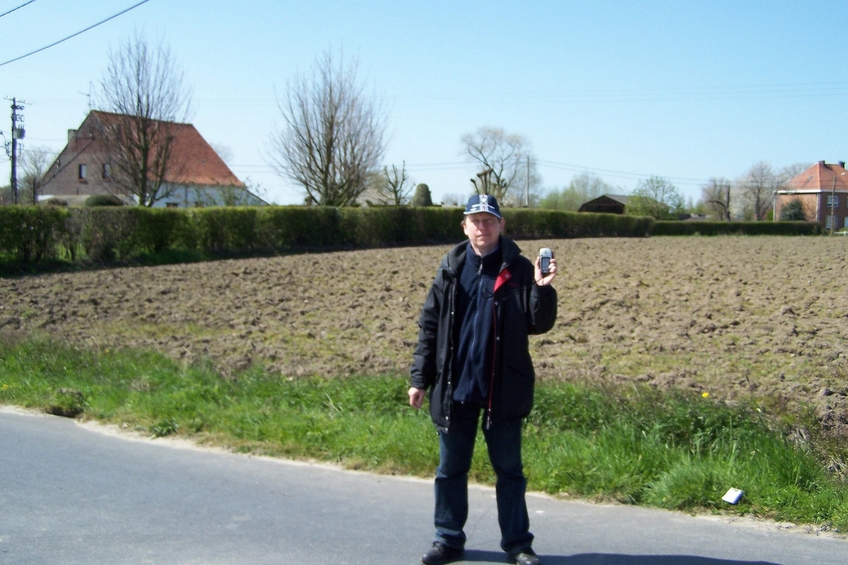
504,209,653,238
0,205,822,269
0,206,70,263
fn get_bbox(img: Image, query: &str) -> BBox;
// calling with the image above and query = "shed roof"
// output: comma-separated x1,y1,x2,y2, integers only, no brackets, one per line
578,194,630,213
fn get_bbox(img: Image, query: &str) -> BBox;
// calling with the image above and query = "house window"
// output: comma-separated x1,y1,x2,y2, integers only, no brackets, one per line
826,215,838,229
828,195,839,208
102,163,111,179
78,164,87,180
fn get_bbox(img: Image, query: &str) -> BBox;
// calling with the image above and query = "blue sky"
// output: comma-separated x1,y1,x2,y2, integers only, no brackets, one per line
1,0,846,205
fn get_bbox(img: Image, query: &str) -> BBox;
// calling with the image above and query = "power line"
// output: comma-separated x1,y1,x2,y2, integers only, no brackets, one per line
0,0,37,19
536,159,710,187
0,0,151,68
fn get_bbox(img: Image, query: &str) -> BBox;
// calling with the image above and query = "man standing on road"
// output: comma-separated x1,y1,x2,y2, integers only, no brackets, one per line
408,194,558,565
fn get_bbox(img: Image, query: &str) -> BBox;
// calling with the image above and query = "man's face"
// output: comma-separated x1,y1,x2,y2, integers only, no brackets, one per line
462,212,504,256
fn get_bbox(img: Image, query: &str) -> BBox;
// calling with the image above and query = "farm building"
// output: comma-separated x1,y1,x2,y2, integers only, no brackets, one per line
38,111,265,207
578,194,629,214
774,161,848,229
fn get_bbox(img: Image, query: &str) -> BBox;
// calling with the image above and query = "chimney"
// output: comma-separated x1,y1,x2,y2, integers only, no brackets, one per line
839,161,845,169
819,160,826,166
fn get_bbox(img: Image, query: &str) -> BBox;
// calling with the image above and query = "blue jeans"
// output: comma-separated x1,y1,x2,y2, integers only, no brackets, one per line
433,403,533,554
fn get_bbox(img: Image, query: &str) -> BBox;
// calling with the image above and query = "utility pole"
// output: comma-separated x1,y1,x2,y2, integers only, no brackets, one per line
831,175,836,236
831,169,847,235
4,97,27,205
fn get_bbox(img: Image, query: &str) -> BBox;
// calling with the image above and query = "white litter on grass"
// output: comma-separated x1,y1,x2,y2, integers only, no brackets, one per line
722,487,744,505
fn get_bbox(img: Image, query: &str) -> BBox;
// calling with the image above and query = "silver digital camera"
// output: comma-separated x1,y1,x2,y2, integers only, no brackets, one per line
539,248,552,275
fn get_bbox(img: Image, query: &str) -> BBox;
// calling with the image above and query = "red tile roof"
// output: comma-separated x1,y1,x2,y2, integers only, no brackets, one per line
786,161,848,192
90,111,244,187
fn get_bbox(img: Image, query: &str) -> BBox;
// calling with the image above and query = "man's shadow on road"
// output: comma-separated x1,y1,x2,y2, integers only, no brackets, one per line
461,550,779,565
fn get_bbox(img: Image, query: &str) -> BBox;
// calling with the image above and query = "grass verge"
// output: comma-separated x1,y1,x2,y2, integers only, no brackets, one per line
1,334,846,532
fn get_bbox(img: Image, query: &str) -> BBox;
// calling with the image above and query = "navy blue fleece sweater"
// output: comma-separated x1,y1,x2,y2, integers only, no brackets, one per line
451,243,502,403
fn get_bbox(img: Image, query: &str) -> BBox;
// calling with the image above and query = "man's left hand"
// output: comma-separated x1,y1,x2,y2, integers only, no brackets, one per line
534,254,558,286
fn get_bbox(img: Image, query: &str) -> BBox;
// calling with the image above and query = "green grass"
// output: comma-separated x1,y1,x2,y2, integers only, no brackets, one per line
1,335,847,531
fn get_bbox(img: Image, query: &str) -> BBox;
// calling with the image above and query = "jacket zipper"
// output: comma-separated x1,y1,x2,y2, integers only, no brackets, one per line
485,299,497,430
486,265,508,430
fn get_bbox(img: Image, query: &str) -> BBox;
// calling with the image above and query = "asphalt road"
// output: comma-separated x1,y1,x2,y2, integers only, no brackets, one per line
1,407,846,565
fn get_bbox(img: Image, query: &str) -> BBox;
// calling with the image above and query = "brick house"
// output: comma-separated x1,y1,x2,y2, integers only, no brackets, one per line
39,111,264,207
774,160,848,229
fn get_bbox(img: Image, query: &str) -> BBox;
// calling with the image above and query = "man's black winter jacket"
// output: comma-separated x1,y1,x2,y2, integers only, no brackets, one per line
410,236,557,432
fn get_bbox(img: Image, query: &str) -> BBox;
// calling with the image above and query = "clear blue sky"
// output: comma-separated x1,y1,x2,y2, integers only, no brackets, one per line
1,0,846,205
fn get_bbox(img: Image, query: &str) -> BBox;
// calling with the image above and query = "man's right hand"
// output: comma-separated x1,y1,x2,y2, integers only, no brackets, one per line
408,387,426,409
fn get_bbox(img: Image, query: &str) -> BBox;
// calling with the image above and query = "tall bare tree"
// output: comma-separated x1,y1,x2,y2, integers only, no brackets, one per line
268,49,387,206
20,146,54,205
95,32,192,207
461,126,539,206
701,177,732,221
734,161,786,221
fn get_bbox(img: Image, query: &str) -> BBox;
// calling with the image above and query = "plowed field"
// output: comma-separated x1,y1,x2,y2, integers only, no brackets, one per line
2,236,848,440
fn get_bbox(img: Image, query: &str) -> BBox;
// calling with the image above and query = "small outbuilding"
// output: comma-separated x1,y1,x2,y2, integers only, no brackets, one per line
578,194,629,214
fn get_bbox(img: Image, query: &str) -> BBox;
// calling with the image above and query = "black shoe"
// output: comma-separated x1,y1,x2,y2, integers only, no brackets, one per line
509,547,540,565
422,542,464,565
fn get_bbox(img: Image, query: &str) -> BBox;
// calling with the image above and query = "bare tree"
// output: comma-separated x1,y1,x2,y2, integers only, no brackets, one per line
268,49,387,206
95,32,192,206
19,146,55,205
461,126,539,206
372,161,413,205
780,162,812,181
701,177,732,221
734,161,782,221
628,175,683,219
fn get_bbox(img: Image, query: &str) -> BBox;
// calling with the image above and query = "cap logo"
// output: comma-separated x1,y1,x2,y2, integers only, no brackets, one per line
464,193,502,218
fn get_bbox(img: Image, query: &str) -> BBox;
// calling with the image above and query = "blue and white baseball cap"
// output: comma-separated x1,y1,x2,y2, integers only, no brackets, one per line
464,194,502,219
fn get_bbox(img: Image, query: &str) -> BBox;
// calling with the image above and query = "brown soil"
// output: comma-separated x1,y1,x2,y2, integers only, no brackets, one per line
2,236,848,441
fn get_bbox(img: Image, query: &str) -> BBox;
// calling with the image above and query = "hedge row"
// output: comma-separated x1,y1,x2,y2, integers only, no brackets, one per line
0,205,823,269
